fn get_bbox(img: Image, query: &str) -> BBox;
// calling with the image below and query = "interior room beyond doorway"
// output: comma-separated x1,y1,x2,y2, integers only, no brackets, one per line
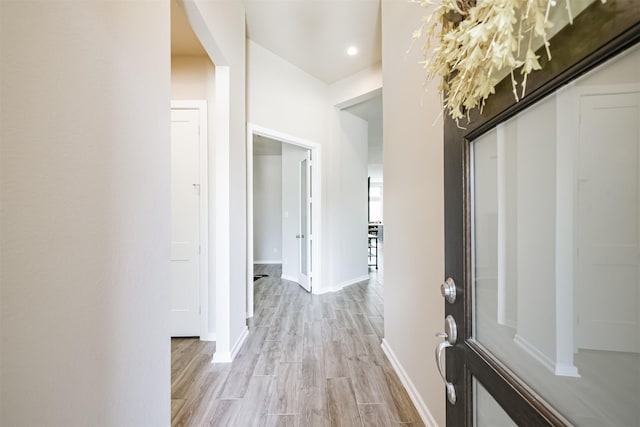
247,126,322,318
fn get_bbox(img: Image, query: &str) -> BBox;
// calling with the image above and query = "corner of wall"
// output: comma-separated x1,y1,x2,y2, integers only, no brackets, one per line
381,339,440,427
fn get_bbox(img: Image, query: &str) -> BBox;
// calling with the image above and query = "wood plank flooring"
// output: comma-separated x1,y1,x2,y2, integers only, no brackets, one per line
171,265,424,426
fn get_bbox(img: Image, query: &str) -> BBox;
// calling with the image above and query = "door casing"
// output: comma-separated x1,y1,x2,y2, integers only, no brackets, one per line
246,123,322,316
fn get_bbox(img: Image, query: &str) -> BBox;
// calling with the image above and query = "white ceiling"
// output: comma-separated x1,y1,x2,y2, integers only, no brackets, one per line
245,0,382,84
171,0,384,155
172,1,381,83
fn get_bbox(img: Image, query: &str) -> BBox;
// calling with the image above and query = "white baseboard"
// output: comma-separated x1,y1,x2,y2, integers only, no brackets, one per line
253,260,282,265
497,317,517,330
514,334,580,378
340,274,370,288
231,326,249,359
211,351,231,363
310,274,371,295
312,286,341,295
200,333,216,342
514,334,553,373
554,362,580,377
281,274,298,283
381,339,439,427
211,326,249,364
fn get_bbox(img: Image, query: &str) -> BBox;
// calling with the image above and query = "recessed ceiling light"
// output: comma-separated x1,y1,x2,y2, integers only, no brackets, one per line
347,46,358,56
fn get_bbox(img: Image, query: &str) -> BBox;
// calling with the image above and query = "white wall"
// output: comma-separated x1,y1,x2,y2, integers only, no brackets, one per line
577,44,640,86
515,96,557,364
171,55,213,99
381,1,445,426
368,118,383,165
329,64,383,108
248,41,328,145
474,130,499,325
1,1,170,425
369,164,384,183
329,65,383,289
281,144,309,281
248,40,381,292
183,0,247,358
247,40,329,290
338,111,370,285
502,122,519,327
253,155,283,263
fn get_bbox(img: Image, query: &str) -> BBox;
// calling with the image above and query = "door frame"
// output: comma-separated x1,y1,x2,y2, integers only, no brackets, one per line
171,100,210,340
246,123,322,317
444,2,640,425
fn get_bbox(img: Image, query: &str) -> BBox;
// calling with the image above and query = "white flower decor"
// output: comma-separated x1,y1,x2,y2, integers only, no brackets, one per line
413,0,606,122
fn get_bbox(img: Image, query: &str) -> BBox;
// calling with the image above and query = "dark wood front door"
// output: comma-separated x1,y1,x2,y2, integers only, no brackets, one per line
443,1,640,425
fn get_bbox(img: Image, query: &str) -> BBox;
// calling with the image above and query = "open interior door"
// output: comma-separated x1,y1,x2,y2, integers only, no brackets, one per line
297,152,312,292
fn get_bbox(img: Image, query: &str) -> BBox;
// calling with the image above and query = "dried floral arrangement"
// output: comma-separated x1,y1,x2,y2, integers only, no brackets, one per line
413,0,606,122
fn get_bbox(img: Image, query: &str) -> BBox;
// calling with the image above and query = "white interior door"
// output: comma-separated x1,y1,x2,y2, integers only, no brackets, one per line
297,153,311,292
171,108,201,337
577,91,640,352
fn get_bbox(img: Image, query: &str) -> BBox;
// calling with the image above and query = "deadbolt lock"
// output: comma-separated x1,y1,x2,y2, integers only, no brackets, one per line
441,278,456,304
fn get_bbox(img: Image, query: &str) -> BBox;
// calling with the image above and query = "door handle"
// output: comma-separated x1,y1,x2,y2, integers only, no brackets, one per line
435,315,457,404
295,234,305,239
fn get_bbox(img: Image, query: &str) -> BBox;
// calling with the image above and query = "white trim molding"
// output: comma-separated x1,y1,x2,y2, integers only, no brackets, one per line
310,274,371,295
312,286,342,295
211,351,232,364
280,274,298,283
213,65,232,363
212,326,249,364
253,260,282,265
200,333,216,342
231,327,250,359
514,334,580,378
340,275,370,288
381,339,439,427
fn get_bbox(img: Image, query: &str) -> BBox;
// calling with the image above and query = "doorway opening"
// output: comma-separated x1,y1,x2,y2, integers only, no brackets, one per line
246,124,322,318
341,91,384,284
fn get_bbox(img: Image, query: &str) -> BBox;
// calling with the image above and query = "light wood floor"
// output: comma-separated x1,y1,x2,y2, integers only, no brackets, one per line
171,265,424,426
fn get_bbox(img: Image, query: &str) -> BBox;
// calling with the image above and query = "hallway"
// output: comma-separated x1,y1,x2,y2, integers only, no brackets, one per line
171,265,424,426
